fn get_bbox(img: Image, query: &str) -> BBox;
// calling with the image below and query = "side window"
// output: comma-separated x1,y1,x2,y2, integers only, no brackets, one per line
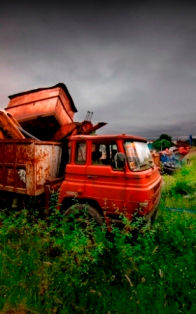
110,144,118,167
91,143,103,164
91,142,122,170
75,142,86,164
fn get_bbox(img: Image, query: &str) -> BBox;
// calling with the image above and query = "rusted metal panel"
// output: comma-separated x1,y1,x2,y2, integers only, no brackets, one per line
52,121,107,141
0,139,62,196
0,110,25,139
35,143,62,194
5,84,77,141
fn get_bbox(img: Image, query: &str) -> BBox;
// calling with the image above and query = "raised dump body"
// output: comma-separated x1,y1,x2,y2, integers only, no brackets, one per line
5,83,77,140
0,139,62,196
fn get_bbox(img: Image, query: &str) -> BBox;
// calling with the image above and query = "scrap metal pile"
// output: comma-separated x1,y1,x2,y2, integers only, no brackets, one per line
152,147,190,175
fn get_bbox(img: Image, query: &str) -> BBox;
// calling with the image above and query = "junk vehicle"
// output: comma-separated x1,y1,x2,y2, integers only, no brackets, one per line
0,83,162,224
160,148,186,175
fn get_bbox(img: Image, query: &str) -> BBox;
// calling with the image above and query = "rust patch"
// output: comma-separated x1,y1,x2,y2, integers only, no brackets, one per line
0,140,62,196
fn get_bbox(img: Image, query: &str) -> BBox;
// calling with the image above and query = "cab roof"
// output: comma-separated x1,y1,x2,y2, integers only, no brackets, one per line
69,134,147,142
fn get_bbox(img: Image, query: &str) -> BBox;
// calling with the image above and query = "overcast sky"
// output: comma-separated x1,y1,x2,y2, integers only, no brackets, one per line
0,0,195,139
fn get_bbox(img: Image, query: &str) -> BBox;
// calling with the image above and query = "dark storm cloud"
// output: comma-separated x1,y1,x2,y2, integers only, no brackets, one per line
0,0,196,139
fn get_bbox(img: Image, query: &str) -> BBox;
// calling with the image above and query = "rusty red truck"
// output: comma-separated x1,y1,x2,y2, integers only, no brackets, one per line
0,83,162,225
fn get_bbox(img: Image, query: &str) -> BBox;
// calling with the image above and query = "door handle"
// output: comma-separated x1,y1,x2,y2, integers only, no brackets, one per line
88,175,98,179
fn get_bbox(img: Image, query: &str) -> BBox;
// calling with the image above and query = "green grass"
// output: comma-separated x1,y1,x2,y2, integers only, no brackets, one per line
0,158,196,313
160,156,196,211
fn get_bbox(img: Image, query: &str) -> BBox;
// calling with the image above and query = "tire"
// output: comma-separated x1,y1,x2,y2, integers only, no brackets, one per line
64,203,104,228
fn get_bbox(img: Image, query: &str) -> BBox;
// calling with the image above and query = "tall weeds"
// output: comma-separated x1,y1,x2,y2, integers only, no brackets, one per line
0,158,195,313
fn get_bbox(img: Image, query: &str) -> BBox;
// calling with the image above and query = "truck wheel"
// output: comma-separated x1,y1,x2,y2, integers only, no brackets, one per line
64,203,103,227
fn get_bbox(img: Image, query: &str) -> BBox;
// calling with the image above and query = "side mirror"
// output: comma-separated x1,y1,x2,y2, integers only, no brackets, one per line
114,152,126,169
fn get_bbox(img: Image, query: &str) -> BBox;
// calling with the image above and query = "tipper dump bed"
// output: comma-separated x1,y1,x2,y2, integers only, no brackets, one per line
0,83,105,198
5,83,77,140
0,139,62,196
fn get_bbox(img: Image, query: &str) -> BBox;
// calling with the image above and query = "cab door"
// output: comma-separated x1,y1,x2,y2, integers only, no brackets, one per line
85,141,126,214
61,141,88,199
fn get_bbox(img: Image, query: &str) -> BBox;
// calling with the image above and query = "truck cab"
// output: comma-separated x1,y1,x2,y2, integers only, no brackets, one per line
59,134,162,223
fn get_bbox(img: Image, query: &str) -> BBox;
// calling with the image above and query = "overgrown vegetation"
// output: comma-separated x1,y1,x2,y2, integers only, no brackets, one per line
160,156,196,211
0,159,196,313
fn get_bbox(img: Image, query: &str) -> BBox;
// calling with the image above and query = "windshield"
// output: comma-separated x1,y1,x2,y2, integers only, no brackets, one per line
124,141,154,171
